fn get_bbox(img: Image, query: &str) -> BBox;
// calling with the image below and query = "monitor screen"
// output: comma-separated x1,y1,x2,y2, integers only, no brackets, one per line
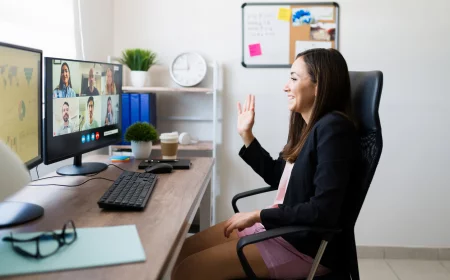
44,58,122,165
0,42,42,169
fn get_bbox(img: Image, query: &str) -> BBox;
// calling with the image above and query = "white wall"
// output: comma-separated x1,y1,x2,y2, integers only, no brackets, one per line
76,0,114,62
112,0,450,248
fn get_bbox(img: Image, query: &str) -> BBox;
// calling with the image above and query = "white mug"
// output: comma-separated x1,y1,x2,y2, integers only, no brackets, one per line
179,132,198,145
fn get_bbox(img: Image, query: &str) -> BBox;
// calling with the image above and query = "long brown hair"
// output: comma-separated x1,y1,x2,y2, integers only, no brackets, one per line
106,68,116,94
281,48,352,163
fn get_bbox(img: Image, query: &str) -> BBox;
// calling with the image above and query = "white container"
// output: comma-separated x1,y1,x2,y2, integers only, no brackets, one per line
130,71,147,87
130,141,152,159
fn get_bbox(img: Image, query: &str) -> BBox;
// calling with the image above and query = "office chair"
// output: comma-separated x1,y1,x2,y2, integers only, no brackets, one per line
232,71,384,280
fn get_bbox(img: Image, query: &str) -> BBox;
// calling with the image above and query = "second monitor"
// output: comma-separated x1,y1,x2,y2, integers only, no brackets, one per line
44,58,123,175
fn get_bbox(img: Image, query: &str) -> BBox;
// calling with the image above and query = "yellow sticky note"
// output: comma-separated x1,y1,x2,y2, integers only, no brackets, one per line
277,7,291,22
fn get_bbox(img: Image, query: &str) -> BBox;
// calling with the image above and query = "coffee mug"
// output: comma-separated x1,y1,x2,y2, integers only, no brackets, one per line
178,132,198,145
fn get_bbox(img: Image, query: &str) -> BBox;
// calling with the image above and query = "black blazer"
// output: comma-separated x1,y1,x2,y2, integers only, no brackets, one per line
239,112,361,270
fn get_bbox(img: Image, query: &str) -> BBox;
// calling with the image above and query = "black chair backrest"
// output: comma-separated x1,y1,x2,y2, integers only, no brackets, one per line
349,71,383,222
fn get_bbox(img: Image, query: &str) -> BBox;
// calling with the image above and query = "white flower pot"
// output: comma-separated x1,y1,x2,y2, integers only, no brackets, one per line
131,141,152,159
130,71,147,87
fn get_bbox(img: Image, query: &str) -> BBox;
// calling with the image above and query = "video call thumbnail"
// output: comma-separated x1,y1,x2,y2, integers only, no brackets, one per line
53,95,119,136
51,59,120,137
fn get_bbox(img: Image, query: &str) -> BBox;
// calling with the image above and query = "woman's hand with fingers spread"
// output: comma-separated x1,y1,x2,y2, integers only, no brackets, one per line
237,94,256,147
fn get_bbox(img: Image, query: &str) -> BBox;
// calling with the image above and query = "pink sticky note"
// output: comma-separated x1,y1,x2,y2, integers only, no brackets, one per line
249,43,262,57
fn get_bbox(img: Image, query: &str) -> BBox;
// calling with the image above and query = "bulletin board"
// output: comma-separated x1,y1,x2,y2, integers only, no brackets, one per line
242,2,339,68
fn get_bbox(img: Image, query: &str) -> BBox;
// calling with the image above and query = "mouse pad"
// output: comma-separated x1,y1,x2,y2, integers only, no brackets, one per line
138,159,191,170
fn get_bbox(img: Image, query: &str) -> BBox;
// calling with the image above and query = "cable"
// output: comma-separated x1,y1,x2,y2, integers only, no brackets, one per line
30,164,128,182
107,164,126,171
30,163,129,185
29,177,114,187
36,165,40,179
77,0,86,60
31,175,65,182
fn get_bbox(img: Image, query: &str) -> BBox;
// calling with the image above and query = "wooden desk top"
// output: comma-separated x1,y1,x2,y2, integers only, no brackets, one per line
0,155,214,280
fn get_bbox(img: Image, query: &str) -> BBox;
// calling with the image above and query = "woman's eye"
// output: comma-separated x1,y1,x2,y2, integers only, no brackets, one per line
291,77,297,81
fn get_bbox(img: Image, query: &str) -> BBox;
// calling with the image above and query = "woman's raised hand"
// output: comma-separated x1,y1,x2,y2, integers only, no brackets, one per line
237,94,255,147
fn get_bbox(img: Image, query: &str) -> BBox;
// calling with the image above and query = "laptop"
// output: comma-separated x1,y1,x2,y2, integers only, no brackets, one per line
138,159,191,170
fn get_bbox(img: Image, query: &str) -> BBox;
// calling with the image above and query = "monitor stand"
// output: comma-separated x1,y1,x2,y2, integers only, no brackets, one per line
0,201,44,228
56,155,108,176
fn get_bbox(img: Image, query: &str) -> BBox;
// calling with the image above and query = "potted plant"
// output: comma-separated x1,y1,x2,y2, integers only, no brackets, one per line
119,48,157,87
124,122,158,159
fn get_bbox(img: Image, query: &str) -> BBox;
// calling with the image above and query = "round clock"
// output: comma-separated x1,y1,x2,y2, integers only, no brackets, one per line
170,52,207,87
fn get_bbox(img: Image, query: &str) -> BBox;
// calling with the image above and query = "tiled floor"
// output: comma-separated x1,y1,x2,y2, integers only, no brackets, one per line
163,258,450,279
360,259,450,280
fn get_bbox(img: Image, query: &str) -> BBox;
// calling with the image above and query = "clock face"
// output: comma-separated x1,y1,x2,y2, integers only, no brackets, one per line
170,52,207,87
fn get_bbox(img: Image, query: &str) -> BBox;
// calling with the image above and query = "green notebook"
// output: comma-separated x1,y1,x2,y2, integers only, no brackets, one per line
0,224,146,277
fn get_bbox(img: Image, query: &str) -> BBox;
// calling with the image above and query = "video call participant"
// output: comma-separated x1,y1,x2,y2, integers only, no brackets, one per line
53,63,76,98
104,97,116,125
57,102,75,135
104,67,116,95
83,96,99,130
82,68,100,96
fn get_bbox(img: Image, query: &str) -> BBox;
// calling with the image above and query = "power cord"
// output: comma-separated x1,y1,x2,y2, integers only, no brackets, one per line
107,164,126,171
29,163,129,185
29,177,114,187
31,175,65,182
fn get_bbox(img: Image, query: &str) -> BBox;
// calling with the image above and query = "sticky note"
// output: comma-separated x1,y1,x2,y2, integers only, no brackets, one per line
249,43,262,57
277,7,291,22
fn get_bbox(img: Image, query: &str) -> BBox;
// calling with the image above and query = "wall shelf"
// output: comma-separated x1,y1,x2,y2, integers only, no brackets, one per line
158,116,215,122
122,86,213,94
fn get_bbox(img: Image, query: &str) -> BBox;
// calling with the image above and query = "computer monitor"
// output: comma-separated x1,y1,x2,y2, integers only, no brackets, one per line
44,58,122,176
0,41,44,228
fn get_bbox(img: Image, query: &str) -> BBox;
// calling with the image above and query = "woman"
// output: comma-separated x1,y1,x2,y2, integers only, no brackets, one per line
172,48,360,280
104,97,116,125
104,67,116,95
53,62,76,98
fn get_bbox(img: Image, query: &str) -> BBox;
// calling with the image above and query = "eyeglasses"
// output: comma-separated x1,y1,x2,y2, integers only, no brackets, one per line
2,220,77,259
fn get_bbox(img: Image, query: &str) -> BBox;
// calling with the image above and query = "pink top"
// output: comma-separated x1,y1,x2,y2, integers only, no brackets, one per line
270,162,294,207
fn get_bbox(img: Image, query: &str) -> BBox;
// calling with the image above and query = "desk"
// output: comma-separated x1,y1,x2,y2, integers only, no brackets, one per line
0,155,214,280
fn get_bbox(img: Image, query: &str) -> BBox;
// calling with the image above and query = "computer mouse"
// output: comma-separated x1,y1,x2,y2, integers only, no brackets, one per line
145,163,173,174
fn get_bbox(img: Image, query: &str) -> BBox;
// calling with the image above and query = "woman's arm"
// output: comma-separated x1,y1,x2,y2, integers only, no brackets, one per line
259,117,357,229
239,138,286,188
237,94,286,188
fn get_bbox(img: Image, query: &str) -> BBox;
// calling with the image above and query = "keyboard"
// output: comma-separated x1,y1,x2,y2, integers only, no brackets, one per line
97,171,158,210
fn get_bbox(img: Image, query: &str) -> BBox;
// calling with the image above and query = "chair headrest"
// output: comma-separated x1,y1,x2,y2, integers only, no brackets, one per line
349,71,383,133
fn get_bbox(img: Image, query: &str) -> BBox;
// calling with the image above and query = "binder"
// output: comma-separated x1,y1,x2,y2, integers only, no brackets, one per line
121,93,157,145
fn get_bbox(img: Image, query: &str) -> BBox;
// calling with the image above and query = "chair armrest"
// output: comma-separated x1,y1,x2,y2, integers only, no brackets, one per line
232,186,276,213
237,226,341,279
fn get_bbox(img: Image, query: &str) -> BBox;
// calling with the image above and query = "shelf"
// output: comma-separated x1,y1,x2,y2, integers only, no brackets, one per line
122,86,213,94
110,140,213,152
158,116,214,122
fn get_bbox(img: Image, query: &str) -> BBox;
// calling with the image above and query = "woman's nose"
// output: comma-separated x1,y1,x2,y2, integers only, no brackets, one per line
283,83,290,93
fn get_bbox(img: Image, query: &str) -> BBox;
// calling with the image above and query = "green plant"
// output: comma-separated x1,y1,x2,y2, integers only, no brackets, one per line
125,122,158,142
118,48,157,71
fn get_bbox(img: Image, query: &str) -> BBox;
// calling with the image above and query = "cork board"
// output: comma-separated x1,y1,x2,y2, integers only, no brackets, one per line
242,2,339,68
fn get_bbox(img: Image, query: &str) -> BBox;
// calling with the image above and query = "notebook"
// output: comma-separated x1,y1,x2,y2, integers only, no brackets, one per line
0,224,146,277
138,159,191,170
